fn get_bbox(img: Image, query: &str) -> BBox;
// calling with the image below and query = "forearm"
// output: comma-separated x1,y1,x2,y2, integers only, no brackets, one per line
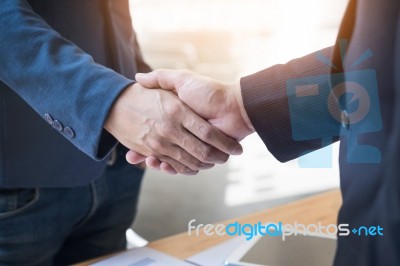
0,1,132,160
239,47,340,162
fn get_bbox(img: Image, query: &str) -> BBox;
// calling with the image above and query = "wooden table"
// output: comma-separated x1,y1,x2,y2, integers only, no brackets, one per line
76,189,342,265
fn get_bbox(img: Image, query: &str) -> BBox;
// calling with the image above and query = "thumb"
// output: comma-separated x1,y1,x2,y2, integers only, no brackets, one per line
135,69,186,92
135,72,161,89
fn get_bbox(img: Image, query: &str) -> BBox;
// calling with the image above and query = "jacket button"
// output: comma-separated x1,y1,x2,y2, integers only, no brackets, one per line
52,120,64,132
64,127,75,138
44,113,54,125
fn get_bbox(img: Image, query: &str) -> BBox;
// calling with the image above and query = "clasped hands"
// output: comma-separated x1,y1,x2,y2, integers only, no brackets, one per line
105,69,255,175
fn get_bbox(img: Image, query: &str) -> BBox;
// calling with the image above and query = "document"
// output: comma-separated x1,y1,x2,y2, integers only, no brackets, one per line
91,247,193,266
186,237,246,266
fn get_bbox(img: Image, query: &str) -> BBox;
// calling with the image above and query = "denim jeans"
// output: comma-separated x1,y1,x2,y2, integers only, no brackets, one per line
0,152,144,266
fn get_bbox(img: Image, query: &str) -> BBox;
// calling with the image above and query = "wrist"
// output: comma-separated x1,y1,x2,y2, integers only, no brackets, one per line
104,83,136,135
230,81,255,133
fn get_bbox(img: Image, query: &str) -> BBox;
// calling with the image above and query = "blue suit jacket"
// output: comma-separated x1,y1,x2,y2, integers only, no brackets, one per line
241,0,400,264
0,0,149,187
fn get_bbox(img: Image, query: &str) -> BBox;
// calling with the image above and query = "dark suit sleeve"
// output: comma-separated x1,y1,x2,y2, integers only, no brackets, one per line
0,1,133,160
241,47,340,162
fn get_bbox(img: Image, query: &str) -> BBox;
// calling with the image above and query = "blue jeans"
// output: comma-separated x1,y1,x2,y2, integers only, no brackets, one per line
0,152,144,266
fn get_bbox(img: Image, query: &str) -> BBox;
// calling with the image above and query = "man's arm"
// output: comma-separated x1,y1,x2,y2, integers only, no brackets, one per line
0,1,132,160
241,47,339,162
0,1,242,174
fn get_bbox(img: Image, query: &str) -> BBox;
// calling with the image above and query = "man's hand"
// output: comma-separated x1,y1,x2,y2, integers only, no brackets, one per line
104,82,243,175
126,70,255,173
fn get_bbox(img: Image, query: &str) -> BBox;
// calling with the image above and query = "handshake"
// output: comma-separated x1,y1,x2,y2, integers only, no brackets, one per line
104,69,255,175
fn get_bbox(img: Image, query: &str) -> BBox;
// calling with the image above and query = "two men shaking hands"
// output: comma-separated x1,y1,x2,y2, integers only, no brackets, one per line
105,69,254,175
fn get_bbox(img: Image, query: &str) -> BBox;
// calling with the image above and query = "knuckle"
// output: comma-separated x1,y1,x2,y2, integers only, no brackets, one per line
176,164,189,174
200,146,213,162
149,139,163,152
159,126,176,138
166,102,184,116
174,152,185,164
190,160,203,171
198,124,213,140
158,155,170,164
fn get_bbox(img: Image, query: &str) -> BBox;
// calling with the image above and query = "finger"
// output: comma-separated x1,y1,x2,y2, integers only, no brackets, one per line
126,150,147,164
135,69,184,92
158,123,223,166
147,156,212,176
175,127,229,164
159,156,199,175
182,112,243,156
139,155,180,175
160,162,177,175
145,156,161,170
158,142,215,171
142,157,174,174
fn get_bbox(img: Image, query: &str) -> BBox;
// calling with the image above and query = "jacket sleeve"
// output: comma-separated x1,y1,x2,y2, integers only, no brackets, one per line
0,0,133,160
240,47,341,162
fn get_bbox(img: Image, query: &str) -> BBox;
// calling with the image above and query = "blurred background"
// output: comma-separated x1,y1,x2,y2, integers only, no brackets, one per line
129,0,348,241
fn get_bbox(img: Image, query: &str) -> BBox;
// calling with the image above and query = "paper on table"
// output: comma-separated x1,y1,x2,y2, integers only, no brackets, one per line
91,247,193,266
186,237,246,266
